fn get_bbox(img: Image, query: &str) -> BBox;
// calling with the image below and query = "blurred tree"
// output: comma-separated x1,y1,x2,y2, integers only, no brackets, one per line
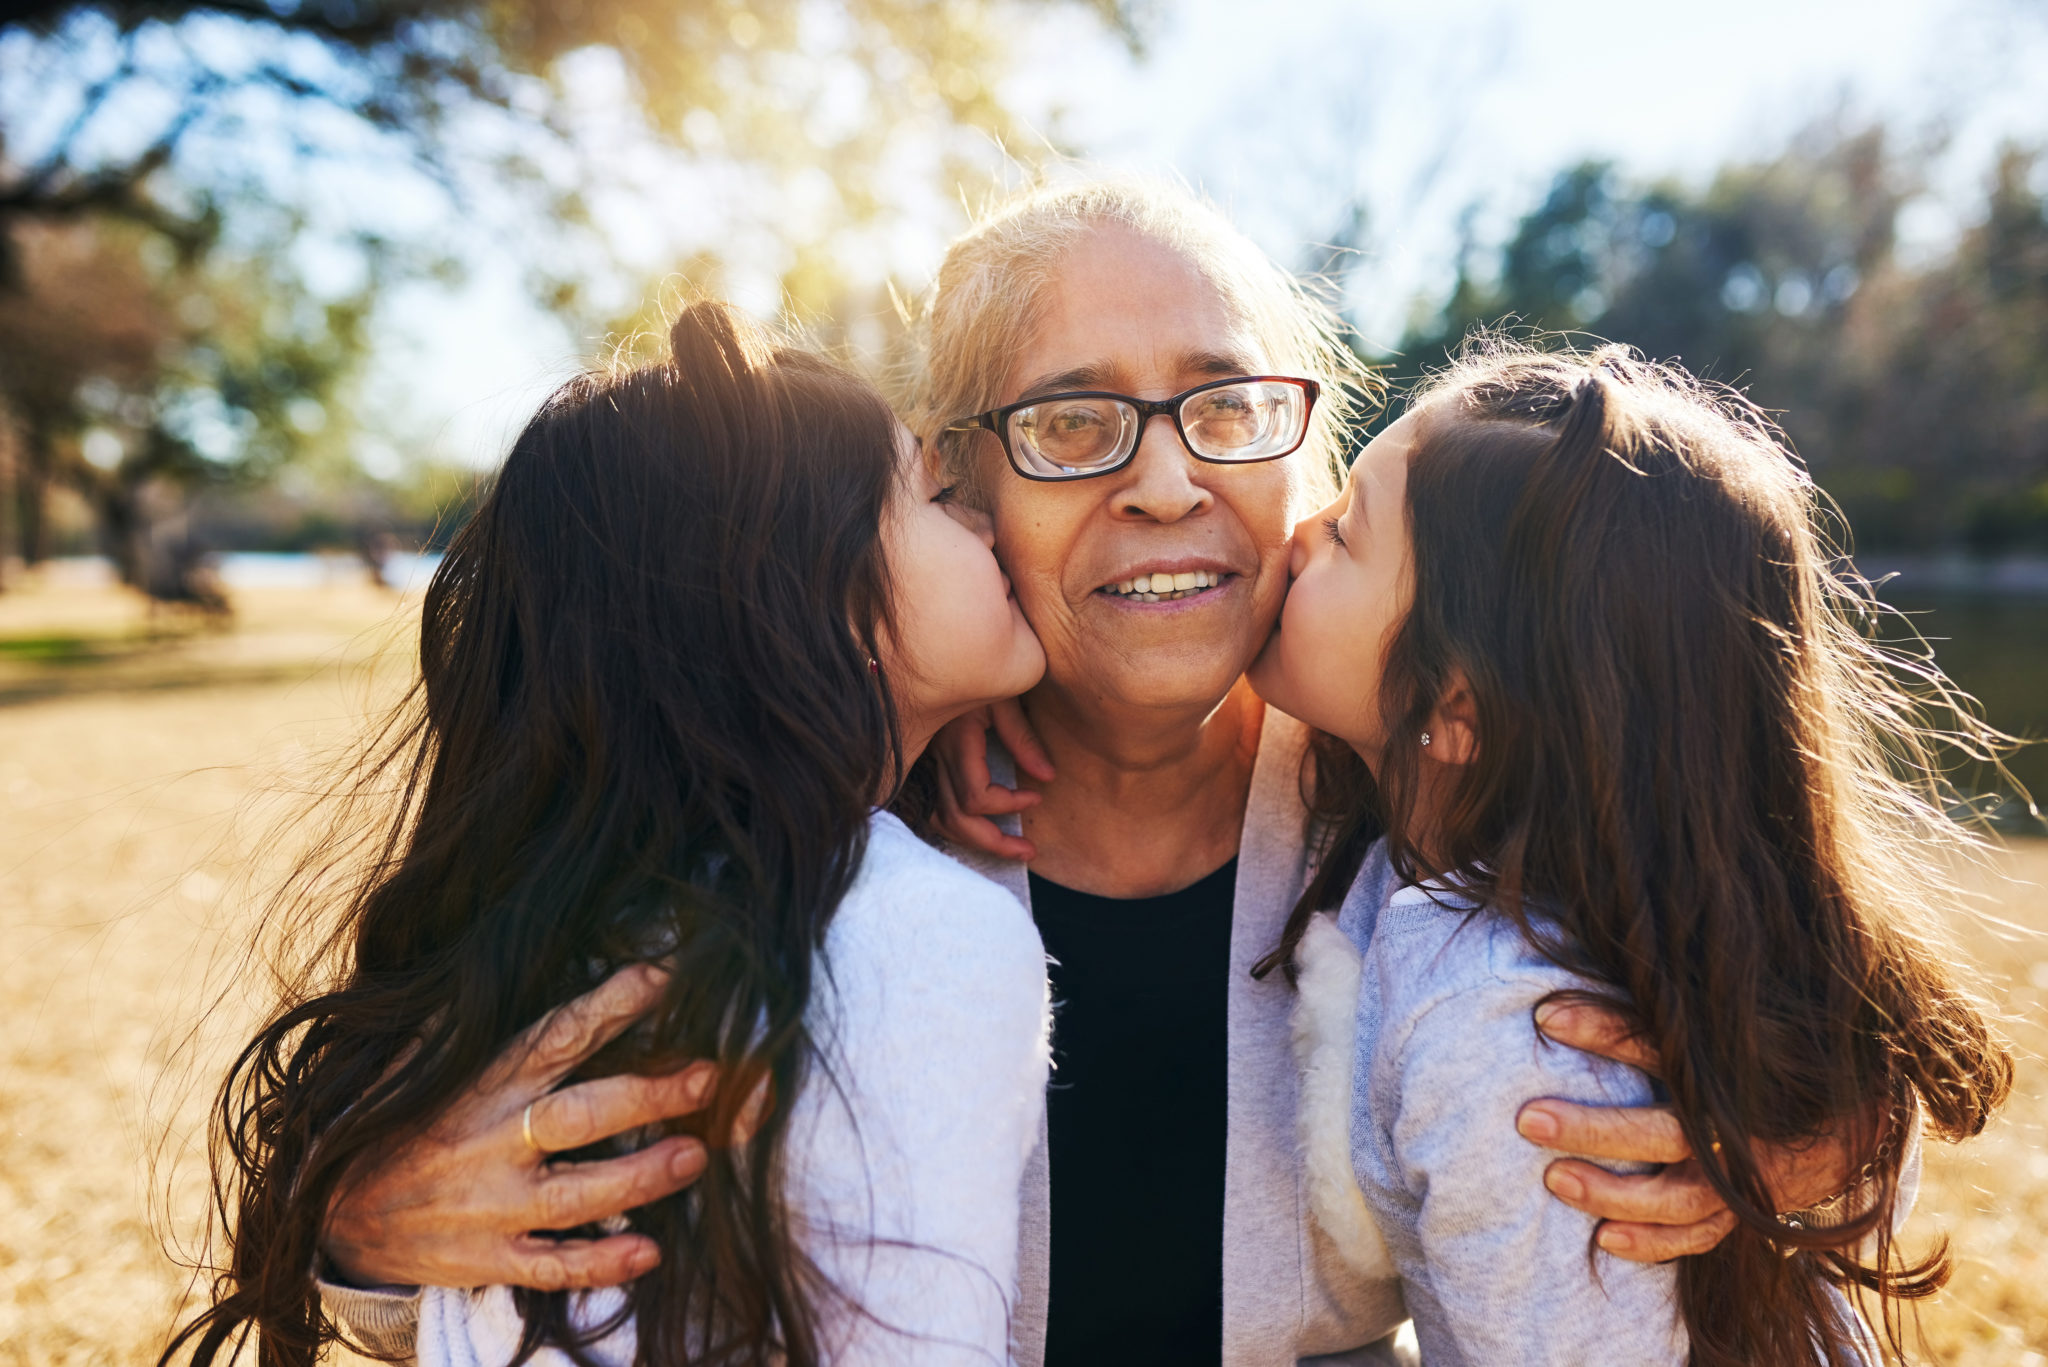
1839,145,2048,554
0,0,1138,587
0,215,371,583
1384,124,2048,552
0,0,1136,304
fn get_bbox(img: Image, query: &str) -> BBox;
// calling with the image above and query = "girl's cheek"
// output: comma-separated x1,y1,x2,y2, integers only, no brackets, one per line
1286,564,1332,653
1285,519,1317,579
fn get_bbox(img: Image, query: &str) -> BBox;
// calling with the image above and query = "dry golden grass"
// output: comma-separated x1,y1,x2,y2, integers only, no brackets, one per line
0,574,2043,1365
0,575,408,1367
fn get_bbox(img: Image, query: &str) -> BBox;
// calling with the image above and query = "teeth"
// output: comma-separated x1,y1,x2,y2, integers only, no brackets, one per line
1101,569,1226,601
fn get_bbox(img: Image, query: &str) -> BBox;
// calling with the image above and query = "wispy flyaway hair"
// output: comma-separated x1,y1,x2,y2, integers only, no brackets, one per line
1266,338,2014,1367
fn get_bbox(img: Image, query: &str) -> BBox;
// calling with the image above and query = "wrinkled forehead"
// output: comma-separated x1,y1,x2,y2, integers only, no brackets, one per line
1002,223,1274,403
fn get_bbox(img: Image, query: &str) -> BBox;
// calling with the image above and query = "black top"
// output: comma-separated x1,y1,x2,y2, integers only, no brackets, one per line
1029,858,1238,1367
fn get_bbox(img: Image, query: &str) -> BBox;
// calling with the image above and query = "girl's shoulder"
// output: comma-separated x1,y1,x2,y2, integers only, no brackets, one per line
1355,881,1617,1085
852,811,1038,926
803,812,1051,1169
1371,882,1582,997
826,810,1047,1002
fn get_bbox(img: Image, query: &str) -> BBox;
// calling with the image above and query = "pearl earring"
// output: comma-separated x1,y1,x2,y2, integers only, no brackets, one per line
1419,731,1432,747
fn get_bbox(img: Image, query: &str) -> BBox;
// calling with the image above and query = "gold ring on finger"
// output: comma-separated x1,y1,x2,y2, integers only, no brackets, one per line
522,1100,544,1155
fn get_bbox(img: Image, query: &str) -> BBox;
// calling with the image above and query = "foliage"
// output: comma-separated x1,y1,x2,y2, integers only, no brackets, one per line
0,0,1131,312
0,215,371,579
1387,125,2048,552
0,0,1133,583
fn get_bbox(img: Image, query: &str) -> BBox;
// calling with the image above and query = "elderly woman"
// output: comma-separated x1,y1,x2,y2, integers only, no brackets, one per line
316,182,1843,1365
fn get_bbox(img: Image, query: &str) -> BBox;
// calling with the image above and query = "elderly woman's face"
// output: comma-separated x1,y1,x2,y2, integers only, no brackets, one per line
979,225,1315,717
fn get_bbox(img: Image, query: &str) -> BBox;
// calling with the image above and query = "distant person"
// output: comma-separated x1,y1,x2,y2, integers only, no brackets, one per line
357,529,401,590
164,300,1053,1366
1253,343,2013,1364
142,526,231,625
288,181,1883,1367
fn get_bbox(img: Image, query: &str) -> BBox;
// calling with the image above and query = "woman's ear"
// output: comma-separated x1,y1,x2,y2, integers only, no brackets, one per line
1421,673,1479,766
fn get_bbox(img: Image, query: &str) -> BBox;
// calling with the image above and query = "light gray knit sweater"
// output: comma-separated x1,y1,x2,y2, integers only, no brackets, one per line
1292,840,1889,1367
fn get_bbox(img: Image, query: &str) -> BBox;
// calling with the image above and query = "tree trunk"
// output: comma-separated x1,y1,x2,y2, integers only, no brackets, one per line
13,414,55,567
0,423,12,590
91,474,147,588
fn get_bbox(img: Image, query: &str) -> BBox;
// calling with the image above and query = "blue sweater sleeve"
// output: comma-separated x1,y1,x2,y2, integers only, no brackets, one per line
1371,925,1688,1367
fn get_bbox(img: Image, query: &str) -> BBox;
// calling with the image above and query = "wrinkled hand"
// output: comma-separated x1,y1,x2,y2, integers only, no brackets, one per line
930,696,1056,862
321,964,716,1291
1517,1000,1854,1263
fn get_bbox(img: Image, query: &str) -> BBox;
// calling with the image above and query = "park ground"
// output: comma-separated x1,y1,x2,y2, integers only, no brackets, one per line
0,574,2043,1365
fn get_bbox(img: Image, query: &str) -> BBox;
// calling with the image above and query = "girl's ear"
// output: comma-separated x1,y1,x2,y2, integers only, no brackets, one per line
1422,673,1479,766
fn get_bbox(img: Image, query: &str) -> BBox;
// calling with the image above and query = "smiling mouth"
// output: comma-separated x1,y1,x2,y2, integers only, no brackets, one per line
1097,570,1231,603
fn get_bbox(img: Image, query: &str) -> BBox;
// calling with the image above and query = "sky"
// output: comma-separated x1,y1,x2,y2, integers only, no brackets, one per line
360,0,2048,474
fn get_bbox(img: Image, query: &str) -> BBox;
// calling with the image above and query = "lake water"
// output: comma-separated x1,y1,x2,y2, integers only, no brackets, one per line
1886,592,2048,830
41,551,446,593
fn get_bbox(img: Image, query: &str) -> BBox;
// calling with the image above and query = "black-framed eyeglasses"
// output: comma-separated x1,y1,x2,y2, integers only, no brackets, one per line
946,375,1321,482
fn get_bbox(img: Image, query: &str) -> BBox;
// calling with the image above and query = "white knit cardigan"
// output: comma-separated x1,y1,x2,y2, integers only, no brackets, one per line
412,810,1054,1366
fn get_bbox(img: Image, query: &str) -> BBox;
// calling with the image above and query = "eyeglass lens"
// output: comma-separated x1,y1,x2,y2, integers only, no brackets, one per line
1006,379,1308,479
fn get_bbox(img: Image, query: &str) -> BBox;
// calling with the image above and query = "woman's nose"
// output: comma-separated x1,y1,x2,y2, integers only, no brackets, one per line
1114,419,1212,522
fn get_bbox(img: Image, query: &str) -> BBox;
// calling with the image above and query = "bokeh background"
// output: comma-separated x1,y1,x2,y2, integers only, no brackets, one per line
2,0,2045,1362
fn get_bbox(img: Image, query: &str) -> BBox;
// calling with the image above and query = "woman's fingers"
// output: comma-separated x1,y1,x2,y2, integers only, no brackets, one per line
962,782,1043,817
941,708,1042,817
938,810,1039,862
1517,1098,1692,1165
1522,1096,1858,1214
1592,1212,1739,1263
528,1135,708,1233
930,742,1039,860
1534,999,1661,1075
936,709,998,802
524,1064,719,1154
1542,1156,1728,1226
505,1232,663,1291
924,701,1047,860
990,696,1056,782
501,963,673,1093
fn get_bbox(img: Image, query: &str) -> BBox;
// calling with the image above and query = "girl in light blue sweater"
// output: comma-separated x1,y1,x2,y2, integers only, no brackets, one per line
1247,343,2013,1366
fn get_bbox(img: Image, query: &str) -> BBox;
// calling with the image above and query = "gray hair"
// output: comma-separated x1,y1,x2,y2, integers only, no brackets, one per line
905,175,1377,500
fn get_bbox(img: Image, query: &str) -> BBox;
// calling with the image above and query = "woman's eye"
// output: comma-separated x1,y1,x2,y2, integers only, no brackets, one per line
933,483,960,505
1322,516,1345,548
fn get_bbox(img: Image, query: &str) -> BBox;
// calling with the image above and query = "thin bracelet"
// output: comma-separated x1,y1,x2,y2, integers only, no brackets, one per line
1775,1094,1913,1230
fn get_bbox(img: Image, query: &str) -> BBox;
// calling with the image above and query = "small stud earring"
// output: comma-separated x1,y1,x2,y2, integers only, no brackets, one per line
867,657,880,674
1419,731,1432,747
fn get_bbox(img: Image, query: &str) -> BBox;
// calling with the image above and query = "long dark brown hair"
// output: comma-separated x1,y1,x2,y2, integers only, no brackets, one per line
162,301,912,1366
1264,341,2015,1365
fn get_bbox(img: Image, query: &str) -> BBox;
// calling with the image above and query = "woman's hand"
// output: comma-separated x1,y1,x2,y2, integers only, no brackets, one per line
321,964,716,1291
1517,1000,1854,1262
929,697,1057,862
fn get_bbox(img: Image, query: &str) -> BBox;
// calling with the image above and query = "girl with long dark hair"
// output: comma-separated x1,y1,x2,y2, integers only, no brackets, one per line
1248,343,2014,1365
164,300,1050,1366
